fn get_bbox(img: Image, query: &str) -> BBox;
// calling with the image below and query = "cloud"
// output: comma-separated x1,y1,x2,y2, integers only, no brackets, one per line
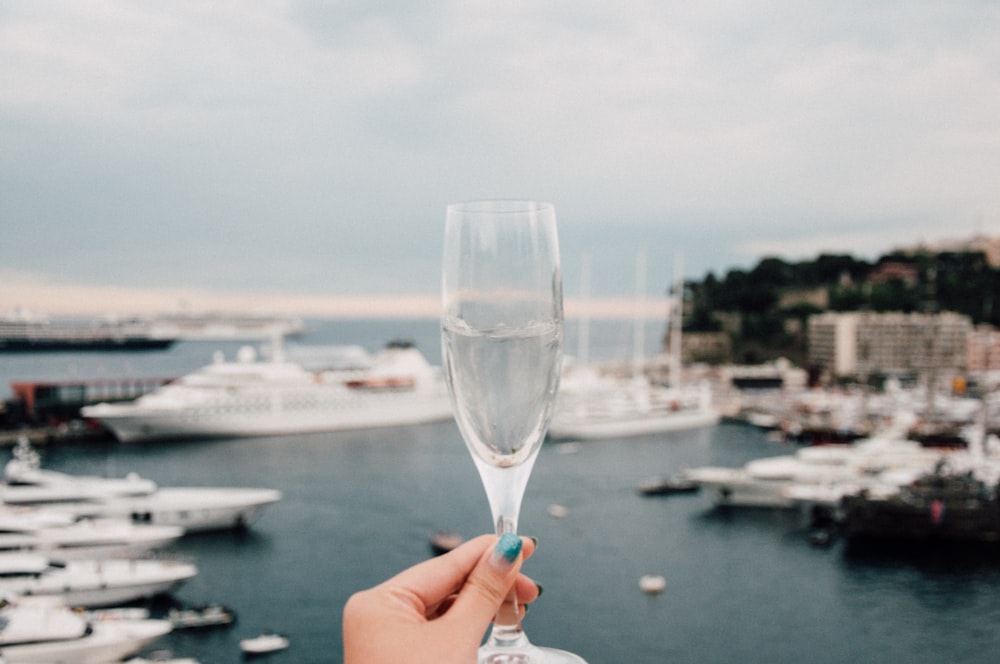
1,0,999,307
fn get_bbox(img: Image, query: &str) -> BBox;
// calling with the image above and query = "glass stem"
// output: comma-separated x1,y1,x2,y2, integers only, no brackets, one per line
485,514,529,650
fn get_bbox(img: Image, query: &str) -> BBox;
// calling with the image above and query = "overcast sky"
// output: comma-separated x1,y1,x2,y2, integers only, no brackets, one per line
2,0,999,316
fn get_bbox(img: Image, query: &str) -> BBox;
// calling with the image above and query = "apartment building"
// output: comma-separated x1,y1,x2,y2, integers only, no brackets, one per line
807,311,973,379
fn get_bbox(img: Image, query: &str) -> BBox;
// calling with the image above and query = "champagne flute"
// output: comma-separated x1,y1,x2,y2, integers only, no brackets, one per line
442,200,587,664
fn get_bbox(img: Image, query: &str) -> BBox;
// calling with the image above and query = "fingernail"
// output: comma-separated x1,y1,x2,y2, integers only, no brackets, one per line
535,583,544,598
528,536,538,548
493,532,523,565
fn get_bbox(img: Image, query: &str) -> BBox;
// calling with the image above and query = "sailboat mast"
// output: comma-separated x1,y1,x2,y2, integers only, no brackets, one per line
633,249,648,372
578,253,592,365
669,253,684,388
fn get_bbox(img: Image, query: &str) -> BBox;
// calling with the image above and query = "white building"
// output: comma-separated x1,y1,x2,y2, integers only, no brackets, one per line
807,311,973,379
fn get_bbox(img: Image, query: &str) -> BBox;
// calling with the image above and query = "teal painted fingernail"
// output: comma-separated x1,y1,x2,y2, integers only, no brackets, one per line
494,533,522,564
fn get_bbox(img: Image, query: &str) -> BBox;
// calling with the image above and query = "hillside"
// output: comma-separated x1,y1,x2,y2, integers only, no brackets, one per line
681,238,1000,366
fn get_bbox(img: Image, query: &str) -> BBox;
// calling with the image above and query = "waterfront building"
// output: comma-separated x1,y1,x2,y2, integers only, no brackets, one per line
807,311,973,380
967,325,1000,372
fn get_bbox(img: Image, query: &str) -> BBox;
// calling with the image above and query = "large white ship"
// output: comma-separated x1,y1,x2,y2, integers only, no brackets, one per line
81,341,453,442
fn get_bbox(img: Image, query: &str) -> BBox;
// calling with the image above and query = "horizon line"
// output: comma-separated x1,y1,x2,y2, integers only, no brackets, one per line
0,279,671,321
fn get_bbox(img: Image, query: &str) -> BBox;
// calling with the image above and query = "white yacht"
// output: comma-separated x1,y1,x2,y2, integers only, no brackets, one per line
2,439,281,533
81,340,453,442
0,553,197,608
549,370,719,440
0,596,172,663
548,255,719,441
0,516,184,562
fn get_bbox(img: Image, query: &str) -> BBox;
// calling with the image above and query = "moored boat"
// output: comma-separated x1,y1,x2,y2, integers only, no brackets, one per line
0,517,185,561
549,259,719,440
428,530,463,555
0,553,197,608
0,310,175,353
0,596,173,663
549,376,719,440
239,632,289,655
81,340,453,442
841,463,1000,542
682,411,947,508
2,438,281,533
168,603,236,630
637,475,700,496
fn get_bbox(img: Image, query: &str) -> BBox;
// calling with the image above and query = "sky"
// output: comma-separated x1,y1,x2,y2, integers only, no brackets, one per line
2,0,999,318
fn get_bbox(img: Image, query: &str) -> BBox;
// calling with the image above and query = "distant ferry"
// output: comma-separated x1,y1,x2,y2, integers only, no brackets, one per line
146,310,307,340
0,310,175,353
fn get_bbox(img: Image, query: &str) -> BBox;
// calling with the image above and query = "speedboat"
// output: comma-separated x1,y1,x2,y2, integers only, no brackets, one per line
239,632,289,654
0,553,197,608
0,596,173,663
167,603,236,630
2,438,281,533
81,340,453,442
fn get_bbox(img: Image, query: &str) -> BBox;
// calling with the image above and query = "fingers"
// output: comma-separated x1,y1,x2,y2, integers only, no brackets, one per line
373,535,536,616
514,573,541,605
440,533,535,635
378,535,495,611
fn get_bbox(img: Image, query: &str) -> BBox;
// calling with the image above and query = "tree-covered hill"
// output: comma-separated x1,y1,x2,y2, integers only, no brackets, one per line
682,248,999,365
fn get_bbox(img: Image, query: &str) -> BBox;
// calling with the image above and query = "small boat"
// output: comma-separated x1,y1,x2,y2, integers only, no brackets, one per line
639,575,666,594
168,603,237,629
240,632,289,655
637,475,700,496
547,504,569,518
428,530,463,556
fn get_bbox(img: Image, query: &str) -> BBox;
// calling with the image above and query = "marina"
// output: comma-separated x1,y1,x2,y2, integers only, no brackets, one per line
1,319,999,662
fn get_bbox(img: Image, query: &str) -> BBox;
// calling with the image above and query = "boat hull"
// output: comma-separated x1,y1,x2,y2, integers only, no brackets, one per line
0,520,185,561
0,338,174,353
0,618,172,663
91,396,454,443
108,487,283,532
0,559,198,608
682,467,793,508
548,409,719,440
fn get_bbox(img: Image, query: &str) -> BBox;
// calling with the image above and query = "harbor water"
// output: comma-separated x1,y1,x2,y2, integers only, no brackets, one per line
3,319,1000,663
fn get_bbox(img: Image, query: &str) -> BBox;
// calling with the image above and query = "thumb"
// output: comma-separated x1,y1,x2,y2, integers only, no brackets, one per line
443,533,524,635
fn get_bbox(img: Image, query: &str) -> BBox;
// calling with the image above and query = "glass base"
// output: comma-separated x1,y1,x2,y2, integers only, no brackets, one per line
479,644,588,664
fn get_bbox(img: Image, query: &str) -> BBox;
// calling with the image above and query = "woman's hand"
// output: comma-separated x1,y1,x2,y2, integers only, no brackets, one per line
343,534,540,664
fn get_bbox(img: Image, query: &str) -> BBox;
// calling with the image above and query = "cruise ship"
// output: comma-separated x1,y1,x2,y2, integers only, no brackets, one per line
81,340,453,442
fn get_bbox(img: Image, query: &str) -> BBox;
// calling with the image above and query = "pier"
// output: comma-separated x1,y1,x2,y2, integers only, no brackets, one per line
2,377,172,446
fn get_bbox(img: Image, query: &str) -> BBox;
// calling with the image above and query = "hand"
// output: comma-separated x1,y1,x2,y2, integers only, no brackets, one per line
343,534,540,664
